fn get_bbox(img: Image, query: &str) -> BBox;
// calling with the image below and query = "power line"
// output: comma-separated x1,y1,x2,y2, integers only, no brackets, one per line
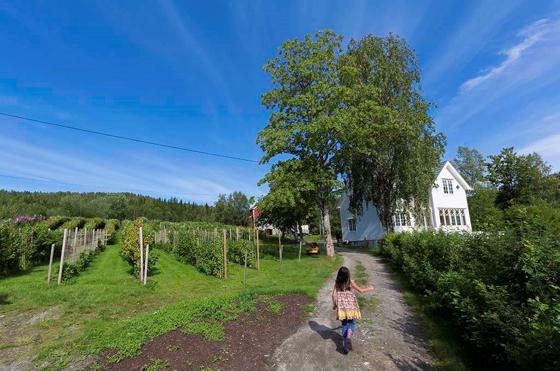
0,112,259,163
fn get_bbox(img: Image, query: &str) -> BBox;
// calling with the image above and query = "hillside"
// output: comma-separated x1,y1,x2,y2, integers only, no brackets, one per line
0,190,215,222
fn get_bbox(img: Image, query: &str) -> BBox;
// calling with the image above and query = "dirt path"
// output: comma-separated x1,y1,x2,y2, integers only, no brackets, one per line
272,248,435,371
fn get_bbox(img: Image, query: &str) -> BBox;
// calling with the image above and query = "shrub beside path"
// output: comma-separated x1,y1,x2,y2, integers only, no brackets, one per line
272,247,435,371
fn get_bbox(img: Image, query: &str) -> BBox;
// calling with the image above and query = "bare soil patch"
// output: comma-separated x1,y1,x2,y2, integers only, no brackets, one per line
104,294,311,371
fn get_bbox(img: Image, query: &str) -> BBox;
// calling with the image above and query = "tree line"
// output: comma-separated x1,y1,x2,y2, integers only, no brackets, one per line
453,146,559,230
0,190,252,226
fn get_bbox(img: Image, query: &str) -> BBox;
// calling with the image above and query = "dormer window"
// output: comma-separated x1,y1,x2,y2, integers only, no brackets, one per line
442,179,454,194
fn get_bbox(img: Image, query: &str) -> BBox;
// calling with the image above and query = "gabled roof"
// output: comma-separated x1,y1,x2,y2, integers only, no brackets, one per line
435,161,473,191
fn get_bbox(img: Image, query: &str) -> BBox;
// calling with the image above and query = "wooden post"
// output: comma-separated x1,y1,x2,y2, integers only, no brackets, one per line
223,229,227,279
236,227,239,241
256,228,260,270
299,239,303,261
243,249,248,289
57,229,68,285
139,227,144,281
144,244,149,285
91,229,95,248
47,243,55,284
72,227,78,263
278,232,283,267
83,228,88,253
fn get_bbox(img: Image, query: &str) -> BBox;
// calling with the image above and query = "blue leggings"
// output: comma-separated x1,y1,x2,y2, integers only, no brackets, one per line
341,319,355,337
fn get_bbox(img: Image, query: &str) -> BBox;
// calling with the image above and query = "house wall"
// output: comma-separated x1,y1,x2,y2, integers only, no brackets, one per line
339,196,385,244
339,162,473,242
430,165,472,232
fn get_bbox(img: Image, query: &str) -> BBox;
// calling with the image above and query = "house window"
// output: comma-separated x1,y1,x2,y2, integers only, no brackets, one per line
394,212,410,227
439,209,466,226
442,179,454,194
348,218,356,231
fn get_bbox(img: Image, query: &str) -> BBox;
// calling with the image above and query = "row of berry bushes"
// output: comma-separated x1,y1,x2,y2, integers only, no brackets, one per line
120,218,157,277
379,204,560,370
0,220,63,276
0,216,119,277
153,222,257,277
62,244,105,281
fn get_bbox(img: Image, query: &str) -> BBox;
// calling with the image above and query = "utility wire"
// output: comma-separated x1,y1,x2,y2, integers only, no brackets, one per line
0,112,259,163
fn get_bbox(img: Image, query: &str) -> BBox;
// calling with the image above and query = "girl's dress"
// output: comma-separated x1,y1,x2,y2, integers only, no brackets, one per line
336,289,361,320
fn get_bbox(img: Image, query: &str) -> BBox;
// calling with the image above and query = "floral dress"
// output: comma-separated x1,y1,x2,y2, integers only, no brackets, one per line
336,289,361,320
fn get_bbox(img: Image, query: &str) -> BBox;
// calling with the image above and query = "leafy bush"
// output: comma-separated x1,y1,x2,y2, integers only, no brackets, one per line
121,218,157,276
380,206,560,370
172,227,223,277
228,239,256,267
0,221,63,276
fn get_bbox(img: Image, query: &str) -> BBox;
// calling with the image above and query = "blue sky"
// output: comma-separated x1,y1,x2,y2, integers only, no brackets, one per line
1,0,559,203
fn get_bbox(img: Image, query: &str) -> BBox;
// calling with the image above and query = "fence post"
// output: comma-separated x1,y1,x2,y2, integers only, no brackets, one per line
144,244,149,285
83,228,88,253
236,227,239,241
223,229,227,280
139,227,144,282
57,229,68,285
256,228,260,270
243,249,248,289
299,239,302,261
278,232,283,268
47,243,55,284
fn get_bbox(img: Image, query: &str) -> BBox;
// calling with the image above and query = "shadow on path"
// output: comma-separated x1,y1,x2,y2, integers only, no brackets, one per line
308,320,346,355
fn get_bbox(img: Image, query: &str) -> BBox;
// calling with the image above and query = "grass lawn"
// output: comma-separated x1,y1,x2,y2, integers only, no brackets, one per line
0,241,340,369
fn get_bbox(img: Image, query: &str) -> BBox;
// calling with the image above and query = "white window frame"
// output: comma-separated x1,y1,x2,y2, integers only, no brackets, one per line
439,208,466,226
348,218,356,232
442,178,454,194
394,211,409,227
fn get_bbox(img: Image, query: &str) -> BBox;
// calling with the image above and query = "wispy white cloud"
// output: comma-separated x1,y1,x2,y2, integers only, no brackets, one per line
0,134,258,203
425,0,523,85
520,133,560,169
436,16,560,130
461,18,553,91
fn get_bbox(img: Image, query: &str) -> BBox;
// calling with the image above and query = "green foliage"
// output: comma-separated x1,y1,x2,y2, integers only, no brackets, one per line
259,30,346,255
453,146,486,187
121,218,157,277
62,248,103,281
171,226,224,277
487,147,552,208
0,220,63,276
339,34,445,230
214,192,251,227
228,239,256,268
0,190,217,222
257,159,319,236
467,188,504,231
380,213,560,369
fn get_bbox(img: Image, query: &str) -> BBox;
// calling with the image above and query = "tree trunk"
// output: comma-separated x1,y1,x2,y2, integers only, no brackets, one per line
322,205,335,257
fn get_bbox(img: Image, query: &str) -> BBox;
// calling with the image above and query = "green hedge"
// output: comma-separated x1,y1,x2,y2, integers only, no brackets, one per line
172,227,224,277
380,205,560,369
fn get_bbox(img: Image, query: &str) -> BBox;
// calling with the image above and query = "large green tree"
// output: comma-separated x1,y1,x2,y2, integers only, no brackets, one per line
257,159,317,238
454,146,486,187
214,191,251,226
337,34,445,230
487,147,552,209
258,30,344,256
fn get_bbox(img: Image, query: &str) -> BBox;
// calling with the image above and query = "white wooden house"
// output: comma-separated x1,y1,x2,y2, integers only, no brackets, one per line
339,161,473,244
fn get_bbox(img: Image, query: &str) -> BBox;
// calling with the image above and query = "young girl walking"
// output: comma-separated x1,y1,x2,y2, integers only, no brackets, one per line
332,266,374,354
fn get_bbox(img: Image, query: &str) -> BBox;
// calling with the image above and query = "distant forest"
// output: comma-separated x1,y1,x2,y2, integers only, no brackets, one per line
0,190,216,222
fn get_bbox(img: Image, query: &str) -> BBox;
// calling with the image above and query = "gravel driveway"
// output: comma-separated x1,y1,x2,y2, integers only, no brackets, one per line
272,247,435,371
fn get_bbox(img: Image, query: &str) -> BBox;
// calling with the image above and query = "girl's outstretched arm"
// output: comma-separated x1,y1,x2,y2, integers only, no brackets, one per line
351,280,374,294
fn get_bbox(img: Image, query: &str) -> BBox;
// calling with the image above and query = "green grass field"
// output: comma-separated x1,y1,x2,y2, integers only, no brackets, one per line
0,241,340,369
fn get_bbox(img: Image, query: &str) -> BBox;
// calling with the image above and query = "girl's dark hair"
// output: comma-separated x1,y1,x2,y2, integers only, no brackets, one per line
335,266,351,291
